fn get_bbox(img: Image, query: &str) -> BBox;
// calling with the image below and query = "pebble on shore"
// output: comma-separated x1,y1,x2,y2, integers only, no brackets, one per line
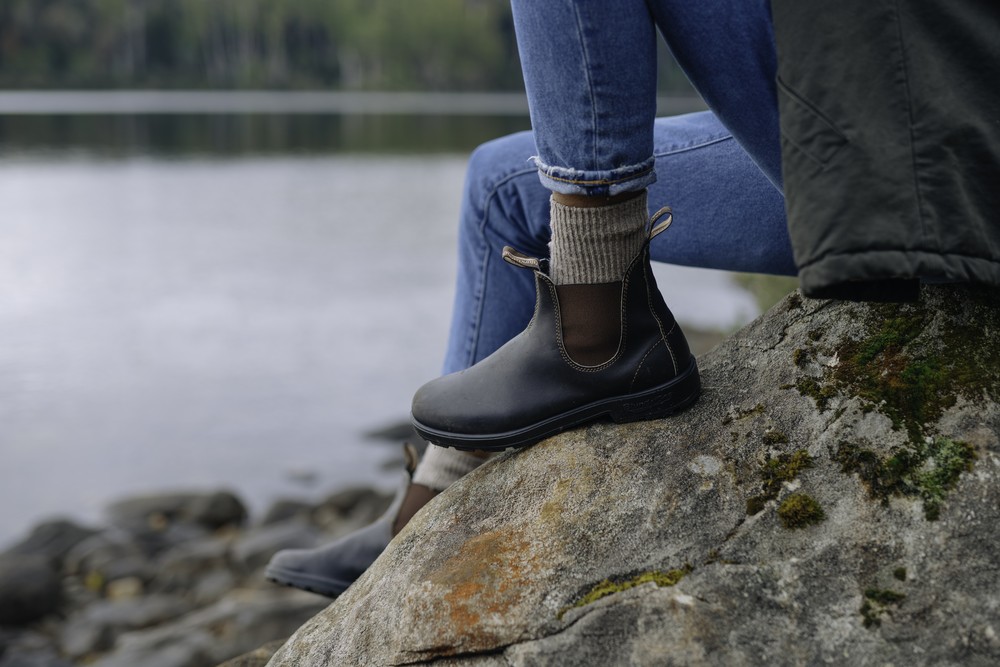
0,484,394,667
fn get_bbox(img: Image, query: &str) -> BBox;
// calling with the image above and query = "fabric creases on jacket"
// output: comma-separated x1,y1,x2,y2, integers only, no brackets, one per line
770,0,1000,301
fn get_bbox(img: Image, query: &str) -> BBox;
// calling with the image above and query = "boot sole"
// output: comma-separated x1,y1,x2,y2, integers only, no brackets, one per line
412,357,700,451
265,564,351,599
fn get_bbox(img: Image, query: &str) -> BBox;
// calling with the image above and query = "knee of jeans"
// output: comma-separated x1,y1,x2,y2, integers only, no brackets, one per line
465,132,536,204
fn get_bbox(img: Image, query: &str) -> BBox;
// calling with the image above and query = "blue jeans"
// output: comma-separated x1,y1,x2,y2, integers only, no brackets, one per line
510,0,782,195
442,112,793,375
441,0,790,374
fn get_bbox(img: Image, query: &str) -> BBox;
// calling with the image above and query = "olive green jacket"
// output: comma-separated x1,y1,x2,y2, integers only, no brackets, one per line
771,0,1000,301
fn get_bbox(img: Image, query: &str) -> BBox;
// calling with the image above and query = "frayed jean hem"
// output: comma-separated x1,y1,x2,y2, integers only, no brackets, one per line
530,155,657,197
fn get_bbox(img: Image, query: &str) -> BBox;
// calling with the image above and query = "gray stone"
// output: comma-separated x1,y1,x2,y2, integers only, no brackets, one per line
128,522,213,559
60,594,193,659
267,287,1000,667
106,491,247,535
149,536,233,595
215,639,286,667
0,556,61,626
260,500,313,526
190,569,238,607
260,490,393,531
91,636,215,667
59,616,114,659
188,492,248,531
2,519,98,568
90,588,327,667
0,630,73,667
64,531,150,581
232,521,320,572
310,488,391,533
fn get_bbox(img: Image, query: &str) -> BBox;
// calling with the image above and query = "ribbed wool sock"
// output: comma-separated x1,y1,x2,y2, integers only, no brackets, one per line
548,190,648,285
411,444,489,491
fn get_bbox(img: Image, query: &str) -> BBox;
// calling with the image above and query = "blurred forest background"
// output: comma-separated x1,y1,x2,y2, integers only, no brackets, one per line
0,0,691,92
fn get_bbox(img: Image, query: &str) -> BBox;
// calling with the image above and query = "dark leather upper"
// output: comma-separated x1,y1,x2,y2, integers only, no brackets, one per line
411,244,692,434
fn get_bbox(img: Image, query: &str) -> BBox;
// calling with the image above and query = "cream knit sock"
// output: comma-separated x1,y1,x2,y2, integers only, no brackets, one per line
411,445,489,491
548,190,648,285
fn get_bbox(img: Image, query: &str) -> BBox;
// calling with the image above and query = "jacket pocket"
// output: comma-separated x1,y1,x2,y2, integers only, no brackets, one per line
777,76,849,168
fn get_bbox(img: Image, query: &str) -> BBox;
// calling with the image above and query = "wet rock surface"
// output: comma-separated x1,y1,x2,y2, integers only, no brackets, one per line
269,287,1000,667
0,486,393,666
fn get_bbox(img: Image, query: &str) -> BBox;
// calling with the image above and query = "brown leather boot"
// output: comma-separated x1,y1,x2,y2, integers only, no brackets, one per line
411,222,700,451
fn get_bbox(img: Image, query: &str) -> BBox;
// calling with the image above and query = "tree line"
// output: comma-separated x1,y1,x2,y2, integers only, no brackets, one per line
0,0,694,93
0,0,524,90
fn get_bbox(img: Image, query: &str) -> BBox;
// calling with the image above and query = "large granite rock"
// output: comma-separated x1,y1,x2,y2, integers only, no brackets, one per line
268,287,1000,666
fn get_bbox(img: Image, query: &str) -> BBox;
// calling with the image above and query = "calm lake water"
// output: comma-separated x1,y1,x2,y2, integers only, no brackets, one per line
0,96,755,547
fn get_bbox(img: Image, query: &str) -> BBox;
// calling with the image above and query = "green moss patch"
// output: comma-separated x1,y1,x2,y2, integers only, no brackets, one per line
559,566,692,619
746,449,814,515
777,493,826,528
796,292,1000,444
721,403,765,426
893,567,907,582
835,437,976,520
833,312,943,442
762,430,789,446
793,289,996,518
745,496,768,516
860,588,906,628
795,377,837,411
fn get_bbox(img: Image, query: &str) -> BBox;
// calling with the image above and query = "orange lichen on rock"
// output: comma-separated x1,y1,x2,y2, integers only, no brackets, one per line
414,525,544,657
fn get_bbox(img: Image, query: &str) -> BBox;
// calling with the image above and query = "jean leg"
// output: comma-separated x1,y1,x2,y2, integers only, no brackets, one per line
648,0,782,189
510,0,659,196
441,132,549,375
647,113,793,274
440,111,794,375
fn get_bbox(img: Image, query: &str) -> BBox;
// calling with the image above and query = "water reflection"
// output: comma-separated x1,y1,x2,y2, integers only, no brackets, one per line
0,114,533,157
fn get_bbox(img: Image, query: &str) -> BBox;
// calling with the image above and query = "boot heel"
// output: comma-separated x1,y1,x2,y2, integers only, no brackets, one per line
610,358,701,423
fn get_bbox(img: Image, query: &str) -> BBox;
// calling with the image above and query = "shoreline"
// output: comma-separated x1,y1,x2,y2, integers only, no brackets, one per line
0,481,398,666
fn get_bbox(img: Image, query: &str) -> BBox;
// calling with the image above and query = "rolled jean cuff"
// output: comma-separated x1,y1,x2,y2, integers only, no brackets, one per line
531,155,657,197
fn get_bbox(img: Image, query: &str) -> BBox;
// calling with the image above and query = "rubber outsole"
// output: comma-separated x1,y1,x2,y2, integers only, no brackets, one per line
412,357,700,451
264,566,350,599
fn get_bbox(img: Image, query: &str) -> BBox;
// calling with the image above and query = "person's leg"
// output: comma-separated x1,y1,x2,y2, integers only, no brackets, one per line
443,0,786,373
441,134,546,375
409,0,787,449
443,112,793,379
646,114,793,274
266,440,488,597
647,0,782,189
511,0,658,199
509,0,659,335
267,110,791,597
413,18,786,445
510,0,782,194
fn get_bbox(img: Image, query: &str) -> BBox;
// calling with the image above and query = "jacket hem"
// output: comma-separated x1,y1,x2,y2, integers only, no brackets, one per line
799,250,1000,301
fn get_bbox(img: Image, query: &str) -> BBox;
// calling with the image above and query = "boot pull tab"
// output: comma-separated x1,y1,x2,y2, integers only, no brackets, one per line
502,246,542,271
648,206,673,240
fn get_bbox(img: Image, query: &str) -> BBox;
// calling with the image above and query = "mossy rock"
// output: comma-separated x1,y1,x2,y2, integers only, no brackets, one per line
270,287,1000,667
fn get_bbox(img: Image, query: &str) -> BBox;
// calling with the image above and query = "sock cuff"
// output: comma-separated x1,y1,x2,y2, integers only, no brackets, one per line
412,445,488,490
549,191,648,284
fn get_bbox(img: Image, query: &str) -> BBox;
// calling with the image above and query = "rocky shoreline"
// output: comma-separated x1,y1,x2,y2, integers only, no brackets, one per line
0,322,736,667
0,482,397,667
